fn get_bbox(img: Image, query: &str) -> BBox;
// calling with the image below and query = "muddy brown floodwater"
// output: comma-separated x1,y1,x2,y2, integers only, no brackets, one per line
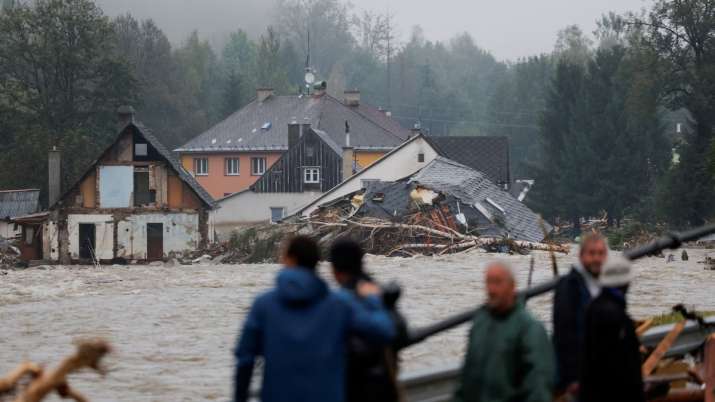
1,248,714,401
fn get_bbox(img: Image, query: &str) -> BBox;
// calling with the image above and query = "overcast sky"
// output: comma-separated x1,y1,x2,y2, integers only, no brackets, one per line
96,0,651,61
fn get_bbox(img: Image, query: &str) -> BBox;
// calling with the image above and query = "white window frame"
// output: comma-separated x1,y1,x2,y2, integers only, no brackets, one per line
225,158,240,176
304,167,320,184
270,207,285,223
194,158,209,176
251,157,266,176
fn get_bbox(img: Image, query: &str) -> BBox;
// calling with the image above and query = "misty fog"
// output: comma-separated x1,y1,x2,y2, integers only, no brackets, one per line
95,0,648,60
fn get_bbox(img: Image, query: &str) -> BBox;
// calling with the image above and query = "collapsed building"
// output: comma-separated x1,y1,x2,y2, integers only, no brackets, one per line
302,157,553,256
14,108,215,264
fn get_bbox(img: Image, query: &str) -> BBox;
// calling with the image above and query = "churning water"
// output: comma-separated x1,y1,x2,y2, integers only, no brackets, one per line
1,249,714,401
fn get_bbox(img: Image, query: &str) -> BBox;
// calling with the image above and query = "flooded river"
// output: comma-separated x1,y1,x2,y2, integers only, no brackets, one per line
1,248,714,401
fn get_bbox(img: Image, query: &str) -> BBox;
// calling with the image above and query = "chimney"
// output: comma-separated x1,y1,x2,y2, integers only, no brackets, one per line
288,121,300,150
342,121,354,181
343,89,360,106
117,105,135,128
256,87,274,103
342,146,355,182
301,122,312,137
48,146,61,206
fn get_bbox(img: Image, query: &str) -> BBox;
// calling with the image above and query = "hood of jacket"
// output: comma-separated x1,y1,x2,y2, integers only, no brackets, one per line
276,267,329,305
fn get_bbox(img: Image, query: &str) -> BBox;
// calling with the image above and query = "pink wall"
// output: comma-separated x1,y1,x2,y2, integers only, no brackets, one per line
181,152,282,199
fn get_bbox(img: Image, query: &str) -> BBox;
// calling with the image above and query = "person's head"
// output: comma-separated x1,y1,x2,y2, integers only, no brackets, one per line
599,255,633,293
329,240,365,286
281,236,321,270
485,260,517,313
579,232,608,277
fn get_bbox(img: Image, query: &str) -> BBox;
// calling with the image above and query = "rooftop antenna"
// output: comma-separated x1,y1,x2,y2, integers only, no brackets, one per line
304,25,315,93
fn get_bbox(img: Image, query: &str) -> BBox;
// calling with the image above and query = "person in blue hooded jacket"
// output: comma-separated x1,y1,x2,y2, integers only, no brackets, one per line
233,236,396,402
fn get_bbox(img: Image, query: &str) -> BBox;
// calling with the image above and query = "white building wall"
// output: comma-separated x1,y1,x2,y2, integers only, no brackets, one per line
299,136,439,216
67,214,114,260
0,221,20,239
43,221,59,261
117,213,199,260
213,191,322,240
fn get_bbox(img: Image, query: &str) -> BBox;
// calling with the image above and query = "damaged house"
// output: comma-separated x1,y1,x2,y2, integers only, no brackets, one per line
294,134,550,254
22,108,215,264
0,189,40,240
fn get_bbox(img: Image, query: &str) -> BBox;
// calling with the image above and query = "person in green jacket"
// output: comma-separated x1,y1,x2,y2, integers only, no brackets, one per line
454,260,555,402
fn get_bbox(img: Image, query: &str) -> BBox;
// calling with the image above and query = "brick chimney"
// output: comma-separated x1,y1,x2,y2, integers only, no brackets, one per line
256,88,274,103
117,105,135,128
48,146,61,206
343,89,360,106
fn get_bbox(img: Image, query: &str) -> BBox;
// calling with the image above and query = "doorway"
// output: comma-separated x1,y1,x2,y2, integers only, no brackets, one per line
78,223,96,260
147,223,164,261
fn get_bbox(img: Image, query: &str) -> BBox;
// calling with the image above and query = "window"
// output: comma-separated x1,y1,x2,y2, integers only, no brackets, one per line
304,167,320,184
135,143,148,157
194,158,208,176
418,153,425,163
134,170,155,206
306,146,315,158
225,158,240,176
251,157,266,176
270,207,285,223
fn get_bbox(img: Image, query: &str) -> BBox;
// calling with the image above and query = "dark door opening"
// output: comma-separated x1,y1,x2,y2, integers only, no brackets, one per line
134,170,152,206
147,223,164,261
79,223,96,260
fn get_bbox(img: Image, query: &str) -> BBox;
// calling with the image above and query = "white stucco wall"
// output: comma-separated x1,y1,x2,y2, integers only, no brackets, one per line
67,214,115,260
117,213,200,260
299,136,439,216
43,221,59,261
0,221,19,239
213,191,322,240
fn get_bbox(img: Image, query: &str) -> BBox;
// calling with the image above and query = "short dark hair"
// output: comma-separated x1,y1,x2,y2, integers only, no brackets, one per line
329,239,364,276
284,236,321,269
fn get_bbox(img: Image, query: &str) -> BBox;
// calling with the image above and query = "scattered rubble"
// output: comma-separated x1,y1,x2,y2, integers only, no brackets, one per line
0,238,21,269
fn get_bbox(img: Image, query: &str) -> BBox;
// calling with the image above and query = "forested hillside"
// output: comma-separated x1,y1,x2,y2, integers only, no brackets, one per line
0,0,712,228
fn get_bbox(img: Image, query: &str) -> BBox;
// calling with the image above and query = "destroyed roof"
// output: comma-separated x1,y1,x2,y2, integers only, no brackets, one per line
133,122,216,208
175,94,411,152
425,136,510,185
409,157,548,242
0,189,40,220
52,122,215,209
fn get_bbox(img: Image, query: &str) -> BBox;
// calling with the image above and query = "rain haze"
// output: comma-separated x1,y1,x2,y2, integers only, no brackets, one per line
95,0,649,60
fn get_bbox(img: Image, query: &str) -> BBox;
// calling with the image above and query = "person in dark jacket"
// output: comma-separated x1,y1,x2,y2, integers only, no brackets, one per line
233,236,396,402
552,232,607,395
580,256,645,402
330,240,407,402
455,261,555,402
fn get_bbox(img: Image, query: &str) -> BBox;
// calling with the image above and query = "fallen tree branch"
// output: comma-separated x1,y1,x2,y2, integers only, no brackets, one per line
0,362,42,394
13,339,111,402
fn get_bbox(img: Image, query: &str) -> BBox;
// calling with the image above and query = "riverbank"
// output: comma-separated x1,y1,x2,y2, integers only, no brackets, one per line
1,248,714,401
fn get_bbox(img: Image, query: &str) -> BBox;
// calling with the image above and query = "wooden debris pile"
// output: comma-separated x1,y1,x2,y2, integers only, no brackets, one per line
0,339,111,402
0,239,21,269
291,185,568,257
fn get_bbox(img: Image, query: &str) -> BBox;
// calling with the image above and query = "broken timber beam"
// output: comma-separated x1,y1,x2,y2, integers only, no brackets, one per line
637,318,656,337
643,320,687,377
0,362,42,393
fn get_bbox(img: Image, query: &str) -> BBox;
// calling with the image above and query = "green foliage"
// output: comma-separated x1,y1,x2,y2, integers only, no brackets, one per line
0,0,136,205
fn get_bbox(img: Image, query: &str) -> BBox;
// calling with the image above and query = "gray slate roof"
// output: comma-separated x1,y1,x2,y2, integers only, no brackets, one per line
425,136,510,185
0,189,40,220
410,157,548,243
175,94,411,152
